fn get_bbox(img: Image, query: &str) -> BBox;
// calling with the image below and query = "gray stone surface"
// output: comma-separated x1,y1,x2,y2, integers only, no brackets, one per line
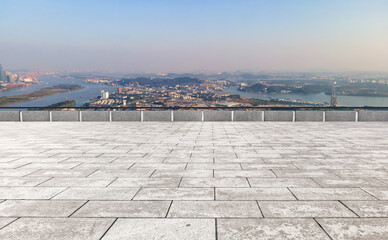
290,188,376,200
264,111,294,121
342,201,388,217
234,111,262,121
0,122,387,238
80,111,110,121
143,111,172,121
0,218,16,229
295,111,323,121
359,110,388,121
218,219,330,239
168,201,262,218
51,111,80,121
317,218,388,240
0,111,19,121
203,111,232,121
111,111,141,121
73,200,171,217
0,218,114,240
21,111,50,121
133,188,214,200
53,187,140,200
216,188,296,200
102,219,216,240
325,111,356,121
0,200,85,217
259,201,357,217
173,110,202,121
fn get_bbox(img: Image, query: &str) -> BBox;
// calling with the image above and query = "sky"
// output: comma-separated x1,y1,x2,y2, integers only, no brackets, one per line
1,0,388,73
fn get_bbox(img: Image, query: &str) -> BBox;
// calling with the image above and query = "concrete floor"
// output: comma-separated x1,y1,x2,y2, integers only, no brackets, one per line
0,122,387,239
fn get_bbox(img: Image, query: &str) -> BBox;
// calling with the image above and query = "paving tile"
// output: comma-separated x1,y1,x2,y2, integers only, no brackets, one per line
180,178,249,188
0,169,38,177
218,219,330,240
152,170,213,178
109,177,180,187
0,218,16,229
362,188,388,200
102,219,216,240
88,169,154,178
313,178,388,188
259,201,357,218
134,188,214,200
0,187,65,200
0,177,50,187
290,188,376,200
130,163,186,169
215,170,276,178
343,201,388,217
0,218,114,240
19,162,81,169
186,163,241,170
241,163,297,170
72,200,171,217
168,201,262,218
28,169,95,178
317,218,388,240
216,188,296,200
53,187,139,200
0,200,85,217
248,178,320,188
273,169,339,178
39,177,114,187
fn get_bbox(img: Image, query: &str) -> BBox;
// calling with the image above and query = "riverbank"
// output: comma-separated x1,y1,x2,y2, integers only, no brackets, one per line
0,84,84,107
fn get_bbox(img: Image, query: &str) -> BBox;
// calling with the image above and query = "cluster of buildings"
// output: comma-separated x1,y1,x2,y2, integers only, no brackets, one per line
86,80,252,108
0,64,42,92
0,64,18,83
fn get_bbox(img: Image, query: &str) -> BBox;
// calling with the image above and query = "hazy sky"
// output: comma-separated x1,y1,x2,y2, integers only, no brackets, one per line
1,0,388,73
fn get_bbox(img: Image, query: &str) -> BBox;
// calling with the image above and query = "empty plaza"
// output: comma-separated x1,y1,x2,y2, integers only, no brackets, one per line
0,122,387,239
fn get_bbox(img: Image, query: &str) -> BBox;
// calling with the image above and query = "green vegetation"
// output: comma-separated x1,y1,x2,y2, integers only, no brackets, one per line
0,84,83,106
46,100,76,108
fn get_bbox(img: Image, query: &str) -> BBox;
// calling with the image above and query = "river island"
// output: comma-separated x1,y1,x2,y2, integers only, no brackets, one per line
0,84,84,107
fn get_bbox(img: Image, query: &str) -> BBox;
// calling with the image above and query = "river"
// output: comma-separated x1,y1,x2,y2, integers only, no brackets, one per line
223,86,388,107
0,75,117,107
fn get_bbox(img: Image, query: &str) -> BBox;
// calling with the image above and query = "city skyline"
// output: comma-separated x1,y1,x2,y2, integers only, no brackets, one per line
1,0,388,72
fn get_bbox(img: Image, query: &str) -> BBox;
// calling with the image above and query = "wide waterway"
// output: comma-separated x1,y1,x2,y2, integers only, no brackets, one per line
1,76,388,107
223,86,388,107
0,75,117,107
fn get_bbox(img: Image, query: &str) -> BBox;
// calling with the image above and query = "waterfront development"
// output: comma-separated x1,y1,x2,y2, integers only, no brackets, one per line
1,72,388,108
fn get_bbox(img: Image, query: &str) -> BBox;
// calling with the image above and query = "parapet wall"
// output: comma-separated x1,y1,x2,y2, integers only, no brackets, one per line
1,110,388,122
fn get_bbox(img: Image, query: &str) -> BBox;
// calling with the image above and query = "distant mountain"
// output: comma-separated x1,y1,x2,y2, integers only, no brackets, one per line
116,77,202,87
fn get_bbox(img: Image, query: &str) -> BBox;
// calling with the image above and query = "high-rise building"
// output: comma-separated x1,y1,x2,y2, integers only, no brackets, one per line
331,83,338,107
4,71,17,83
0,64,5,82
101,90,109,99
118,87,123,94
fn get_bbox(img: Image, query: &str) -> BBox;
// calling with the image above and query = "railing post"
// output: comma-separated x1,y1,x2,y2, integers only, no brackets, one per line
19,111,23,122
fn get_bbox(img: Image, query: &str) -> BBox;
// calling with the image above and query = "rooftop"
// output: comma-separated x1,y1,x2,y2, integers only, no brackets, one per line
0,122,387,239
